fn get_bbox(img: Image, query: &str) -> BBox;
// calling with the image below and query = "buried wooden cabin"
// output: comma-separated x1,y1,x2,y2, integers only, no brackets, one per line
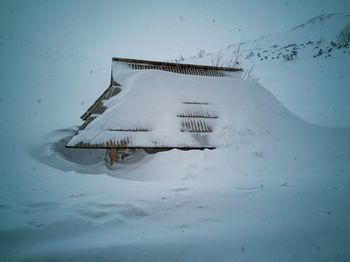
66,57,242,168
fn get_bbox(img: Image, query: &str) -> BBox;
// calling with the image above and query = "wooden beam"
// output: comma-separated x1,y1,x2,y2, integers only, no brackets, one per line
105,148,118,168
112,57,242,72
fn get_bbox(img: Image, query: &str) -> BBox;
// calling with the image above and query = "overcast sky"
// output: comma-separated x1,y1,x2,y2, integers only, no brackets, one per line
1,0,350,61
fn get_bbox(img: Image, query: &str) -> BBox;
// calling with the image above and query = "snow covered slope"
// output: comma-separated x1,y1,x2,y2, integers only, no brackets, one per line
186,13,350,127
0,12,350,262
3,67,350,262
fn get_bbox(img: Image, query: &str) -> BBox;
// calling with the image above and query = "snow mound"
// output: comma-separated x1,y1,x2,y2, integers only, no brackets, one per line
68,66,303,149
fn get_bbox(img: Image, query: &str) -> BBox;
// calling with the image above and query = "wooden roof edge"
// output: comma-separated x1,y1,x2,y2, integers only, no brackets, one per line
65,145,216,150
80,84,121,120
112,57,242,72
80,88,108,120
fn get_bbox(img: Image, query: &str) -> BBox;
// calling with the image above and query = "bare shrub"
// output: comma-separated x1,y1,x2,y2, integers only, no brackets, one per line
241,65,256,80
337,23,350,47
211,49,224,67
226,41,243,68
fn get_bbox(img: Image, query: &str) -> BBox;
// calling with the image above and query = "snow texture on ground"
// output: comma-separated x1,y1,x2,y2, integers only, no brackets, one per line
1,12,350,262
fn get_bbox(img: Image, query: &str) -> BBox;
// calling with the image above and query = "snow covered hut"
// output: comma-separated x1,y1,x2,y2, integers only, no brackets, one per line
67,57,242,166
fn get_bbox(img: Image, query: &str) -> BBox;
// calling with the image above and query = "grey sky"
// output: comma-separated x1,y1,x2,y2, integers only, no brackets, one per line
1,0,350,61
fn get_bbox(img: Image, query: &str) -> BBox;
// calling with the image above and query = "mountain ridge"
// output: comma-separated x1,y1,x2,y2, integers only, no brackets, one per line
183,13,350,127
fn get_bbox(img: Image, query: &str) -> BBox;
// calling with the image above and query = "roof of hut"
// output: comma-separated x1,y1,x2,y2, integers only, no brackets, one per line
67,57,242,149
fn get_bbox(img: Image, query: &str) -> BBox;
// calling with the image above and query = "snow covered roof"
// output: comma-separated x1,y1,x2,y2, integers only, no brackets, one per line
67,58,242,149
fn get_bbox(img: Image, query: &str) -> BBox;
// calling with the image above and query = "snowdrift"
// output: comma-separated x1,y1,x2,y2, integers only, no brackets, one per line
1,12,350,262
68,65,302,150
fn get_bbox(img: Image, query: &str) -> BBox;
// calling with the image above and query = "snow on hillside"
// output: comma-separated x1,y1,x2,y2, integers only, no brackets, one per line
185,13,350,127
0,13,350,262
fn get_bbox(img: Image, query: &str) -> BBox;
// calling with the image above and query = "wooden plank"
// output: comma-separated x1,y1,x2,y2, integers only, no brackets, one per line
67,144,216,150
81,86,121,120
105,148,118,168
113,57,242,72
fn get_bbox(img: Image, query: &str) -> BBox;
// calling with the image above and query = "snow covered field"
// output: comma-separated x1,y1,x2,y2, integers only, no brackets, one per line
1,3,350,261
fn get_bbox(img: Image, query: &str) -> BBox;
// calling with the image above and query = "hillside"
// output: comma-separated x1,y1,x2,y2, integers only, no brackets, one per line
185,13,350,127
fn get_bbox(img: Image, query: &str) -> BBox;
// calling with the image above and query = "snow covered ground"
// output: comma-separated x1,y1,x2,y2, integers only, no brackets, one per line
1,10,350,262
